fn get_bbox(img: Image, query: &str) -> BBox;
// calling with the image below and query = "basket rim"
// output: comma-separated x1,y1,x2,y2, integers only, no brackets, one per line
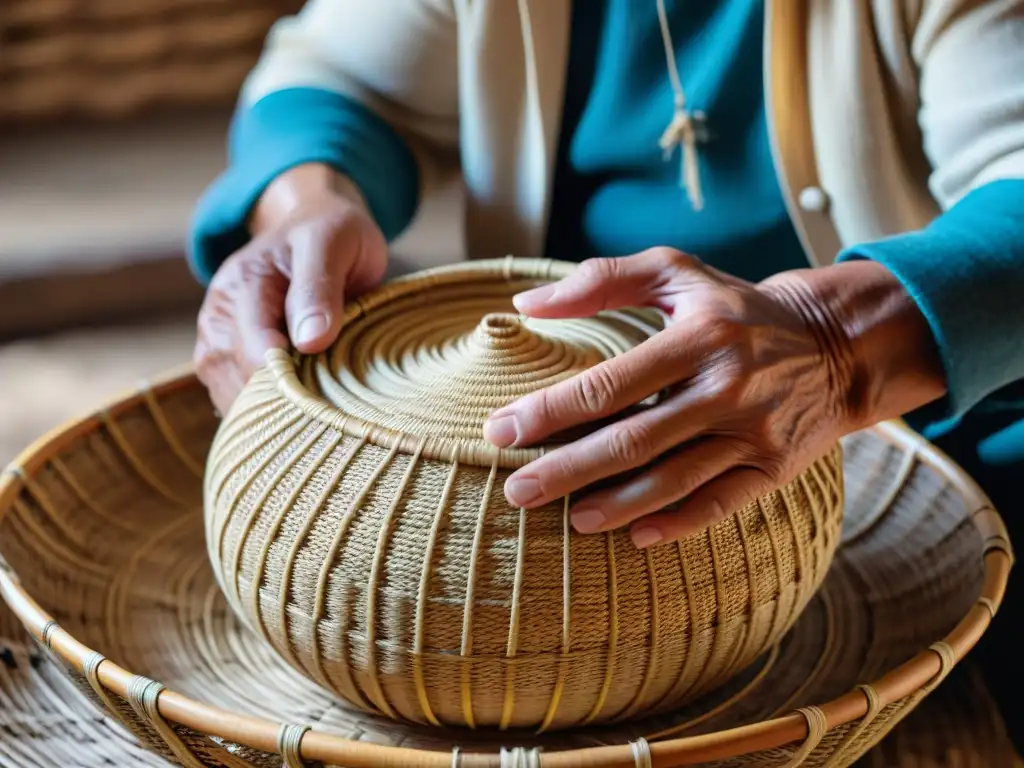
0,365,1013,768
263,256,659,470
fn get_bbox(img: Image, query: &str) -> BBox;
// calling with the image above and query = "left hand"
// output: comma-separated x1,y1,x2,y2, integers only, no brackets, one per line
483,248,945,548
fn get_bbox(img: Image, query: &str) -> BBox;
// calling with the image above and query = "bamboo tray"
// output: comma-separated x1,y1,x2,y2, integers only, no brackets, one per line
0,368,1013,767
0,593,1016,768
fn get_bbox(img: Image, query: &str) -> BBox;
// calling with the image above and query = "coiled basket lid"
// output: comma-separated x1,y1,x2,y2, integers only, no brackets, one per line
203,258,845,730
0,352,1014,765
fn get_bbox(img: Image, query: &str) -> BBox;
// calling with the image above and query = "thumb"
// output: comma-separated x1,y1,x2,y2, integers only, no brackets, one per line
513,251,674,319
285,225,351,354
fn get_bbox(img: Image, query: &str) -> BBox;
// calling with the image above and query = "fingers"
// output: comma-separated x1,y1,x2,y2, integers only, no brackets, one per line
194,303,263,416
344,218,389,296
629,466,777,548
196,260,288,412
568,437,740,534
285,224,349,354
195,200,388,420
196,240,290,416
284,215,388,354
485,332,699,449
512,249,696,319
231,260,290,368
195,349,247,417
501,388,709,508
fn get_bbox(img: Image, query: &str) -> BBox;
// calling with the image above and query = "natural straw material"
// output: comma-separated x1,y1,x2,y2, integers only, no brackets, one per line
204,258,845,730
0,602,1015,768
0,0,302,123
0,362,1013,766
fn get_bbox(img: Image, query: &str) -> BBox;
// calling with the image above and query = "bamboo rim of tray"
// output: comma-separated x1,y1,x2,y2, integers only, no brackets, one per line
0,360,1012,767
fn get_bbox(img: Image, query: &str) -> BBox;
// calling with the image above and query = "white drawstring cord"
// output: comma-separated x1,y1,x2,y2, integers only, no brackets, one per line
655,0,704,211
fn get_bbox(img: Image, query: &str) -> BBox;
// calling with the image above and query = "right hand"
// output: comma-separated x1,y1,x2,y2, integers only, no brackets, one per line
195,166,387,415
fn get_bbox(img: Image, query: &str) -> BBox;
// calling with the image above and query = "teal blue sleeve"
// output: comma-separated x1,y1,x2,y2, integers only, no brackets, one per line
837,179,1024,443
979,415,1024,464
187,87,420,284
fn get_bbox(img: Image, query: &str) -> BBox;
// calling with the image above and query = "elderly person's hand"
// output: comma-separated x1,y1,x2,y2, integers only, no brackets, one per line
484,248,947,548
195,165,387,415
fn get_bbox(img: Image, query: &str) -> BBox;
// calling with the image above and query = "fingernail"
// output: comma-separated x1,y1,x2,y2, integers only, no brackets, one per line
631,527,664,549
570,507,606,533
506,476,543,507
513,284,557,309
484,414,518,447
294,313,330,347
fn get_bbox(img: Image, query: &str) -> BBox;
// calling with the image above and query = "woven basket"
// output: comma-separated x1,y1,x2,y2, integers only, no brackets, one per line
0,0,302,123
204,258,846,730
0,360,1012,766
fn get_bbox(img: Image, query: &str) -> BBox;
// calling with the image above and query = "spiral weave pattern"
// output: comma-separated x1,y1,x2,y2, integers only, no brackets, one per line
204,259,845,731
320,308,608,440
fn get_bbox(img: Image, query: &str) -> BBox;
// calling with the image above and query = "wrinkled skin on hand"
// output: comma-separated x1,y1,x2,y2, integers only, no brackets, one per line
195,194,387,415
484,248,943,549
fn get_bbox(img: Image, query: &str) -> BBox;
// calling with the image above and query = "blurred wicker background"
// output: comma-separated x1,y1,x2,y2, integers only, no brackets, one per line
0,0,303,340
0,0,304,124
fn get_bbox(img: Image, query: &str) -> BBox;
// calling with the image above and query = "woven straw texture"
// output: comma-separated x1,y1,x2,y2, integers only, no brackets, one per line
0,0,302,123
0,362,1013,766
204,259,845,730
0,602,1016,768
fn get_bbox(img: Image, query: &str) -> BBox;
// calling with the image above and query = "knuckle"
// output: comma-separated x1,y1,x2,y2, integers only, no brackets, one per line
235,250,278,284
694,354,744,404
692,327,754,405
579,257,620,284
607,422,655,468
655,247,696,271
549,455,580,489
670,472,699,502
692,311,742,351
575,366,619,414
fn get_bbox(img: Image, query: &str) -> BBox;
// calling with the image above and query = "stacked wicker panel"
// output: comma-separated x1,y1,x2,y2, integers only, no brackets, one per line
0,0,302,122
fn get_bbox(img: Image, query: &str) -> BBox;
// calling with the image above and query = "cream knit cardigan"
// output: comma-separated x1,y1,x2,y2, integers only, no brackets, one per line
239,0,1024,267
